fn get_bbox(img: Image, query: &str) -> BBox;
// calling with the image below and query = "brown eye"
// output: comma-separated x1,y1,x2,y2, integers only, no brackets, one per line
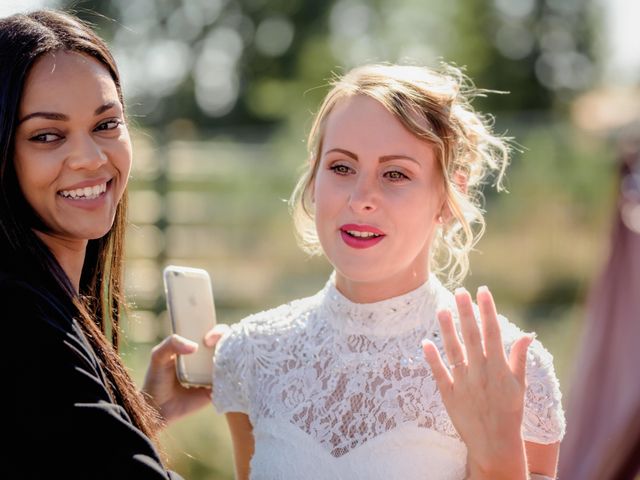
95,119,122,131
385,170,408,180
330,164,352,175
29,133,62,143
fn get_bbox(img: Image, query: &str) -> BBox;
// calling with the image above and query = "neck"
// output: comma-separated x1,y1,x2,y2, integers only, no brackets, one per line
334,267,430,304
34,230,87,293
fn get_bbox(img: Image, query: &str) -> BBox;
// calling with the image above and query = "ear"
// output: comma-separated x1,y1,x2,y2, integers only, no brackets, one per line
437,169,468,223
308,180,316,204
453,169,468,195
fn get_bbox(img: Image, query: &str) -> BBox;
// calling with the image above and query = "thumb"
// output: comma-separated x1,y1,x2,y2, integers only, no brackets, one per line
150,334,198,366
508,334,535,384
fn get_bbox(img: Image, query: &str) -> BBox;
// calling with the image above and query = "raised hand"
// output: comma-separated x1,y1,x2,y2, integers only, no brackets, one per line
422,286,534,480
142,324,230,426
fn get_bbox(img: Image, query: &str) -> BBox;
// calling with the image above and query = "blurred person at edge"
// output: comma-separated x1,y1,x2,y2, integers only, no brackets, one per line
0,10,225,478
212,64,565,480
559,137,640,480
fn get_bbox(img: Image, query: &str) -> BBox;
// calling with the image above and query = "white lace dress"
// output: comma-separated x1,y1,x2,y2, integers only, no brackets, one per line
213,275,565,480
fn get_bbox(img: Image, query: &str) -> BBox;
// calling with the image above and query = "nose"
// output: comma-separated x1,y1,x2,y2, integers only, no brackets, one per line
348,174,378,213
66,134,107,171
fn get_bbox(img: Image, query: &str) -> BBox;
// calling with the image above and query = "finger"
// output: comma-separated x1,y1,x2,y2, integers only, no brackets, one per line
422,339,453,394
437,309,467,372
454,288,485,365
476,286,507,363
150,334,198,366
204,324,230,347
508,334,534,385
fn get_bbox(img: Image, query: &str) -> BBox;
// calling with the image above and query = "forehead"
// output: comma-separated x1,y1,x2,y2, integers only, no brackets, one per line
20,50,119,114
322,94,434,157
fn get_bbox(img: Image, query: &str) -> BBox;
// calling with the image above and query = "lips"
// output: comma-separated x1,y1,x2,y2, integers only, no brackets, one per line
58,178,112,200
340,223,386,249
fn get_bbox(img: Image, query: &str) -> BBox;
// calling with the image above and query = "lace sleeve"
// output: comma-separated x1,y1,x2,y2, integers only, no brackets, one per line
521,337,566,444
498,316,566,444
212,322,251,414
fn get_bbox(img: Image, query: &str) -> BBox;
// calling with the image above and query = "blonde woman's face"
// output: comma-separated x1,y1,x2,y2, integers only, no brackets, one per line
313,94,444,301
13,51,131,247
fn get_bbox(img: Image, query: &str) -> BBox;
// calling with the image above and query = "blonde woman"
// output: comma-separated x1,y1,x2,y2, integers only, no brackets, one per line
213,64,565,480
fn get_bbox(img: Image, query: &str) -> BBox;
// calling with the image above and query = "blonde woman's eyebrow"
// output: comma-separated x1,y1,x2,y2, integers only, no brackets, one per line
324,148,358,159
379,154,421,167
324,148,420,166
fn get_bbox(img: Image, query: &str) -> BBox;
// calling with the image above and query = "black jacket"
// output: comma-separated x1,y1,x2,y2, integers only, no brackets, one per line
0,271,183,479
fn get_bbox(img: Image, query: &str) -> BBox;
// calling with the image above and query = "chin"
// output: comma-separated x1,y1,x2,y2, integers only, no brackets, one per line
71,224,114,241
334,263,388,284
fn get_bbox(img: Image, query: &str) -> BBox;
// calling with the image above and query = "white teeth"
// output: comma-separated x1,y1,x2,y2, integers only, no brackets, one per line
60,182,107,200
347,230,380,238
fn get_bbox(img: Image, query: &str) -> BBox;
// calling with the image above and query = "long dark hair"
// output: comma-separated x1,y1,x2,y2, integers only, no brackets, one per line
0,10,162,445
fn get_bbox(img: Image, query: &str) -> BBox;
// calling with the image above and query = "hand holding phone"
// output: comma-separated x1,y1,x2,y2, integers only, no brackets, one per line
163,265,217,387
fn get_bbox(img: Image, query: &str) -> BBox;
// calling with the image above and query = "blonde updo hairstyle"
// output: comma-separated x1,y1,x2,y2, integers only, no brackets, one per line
290,63,510,286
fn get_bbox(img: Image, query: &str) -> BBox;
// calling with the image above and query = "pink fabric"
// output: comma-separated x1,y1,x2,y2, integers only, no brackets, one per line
559,155,640,480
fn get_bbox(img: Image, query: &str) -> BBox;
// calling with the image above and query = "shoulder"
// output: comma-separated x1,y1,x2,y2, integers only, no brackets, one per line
0,271,100,375
216,291,322,358
0,272,73,330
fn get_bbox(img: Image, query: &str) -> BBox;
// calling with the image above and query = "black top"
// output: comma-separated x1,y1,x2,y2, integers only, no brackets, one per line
0,271,183,479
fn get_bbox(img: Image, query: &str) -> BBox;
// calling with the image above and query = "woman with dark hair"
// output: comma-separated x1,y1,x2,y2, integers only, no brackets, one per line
0,10,221,478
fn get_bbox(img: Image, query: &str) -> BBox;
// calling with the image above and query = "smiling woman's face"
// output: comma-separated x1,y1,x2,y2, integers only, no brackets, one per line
13,50,131,246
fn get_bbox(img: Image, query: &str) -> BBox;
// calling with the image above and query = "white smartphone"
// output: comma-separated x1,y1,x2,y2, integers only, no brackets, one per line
163,265,217,387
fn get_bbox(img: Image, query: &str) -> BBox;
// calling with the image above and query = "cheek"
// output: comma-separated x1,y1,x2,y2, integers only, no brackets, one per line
110,138,133,188
399,191,441,233
13,152,50,200
313,175,341,219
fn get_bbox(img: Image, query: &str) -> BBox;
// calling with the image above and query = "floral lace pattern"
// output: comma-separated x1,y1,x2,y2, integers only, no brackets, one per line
213,275,565,477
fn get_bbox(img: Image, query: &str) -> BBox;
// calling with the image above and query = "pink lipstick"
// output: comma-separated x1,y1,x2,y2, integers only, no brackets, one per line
340,224,385,249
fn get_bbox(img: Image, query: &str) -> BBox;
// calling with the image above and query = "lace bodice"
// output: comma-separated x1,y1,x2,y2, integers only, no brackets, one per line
213,275,565,480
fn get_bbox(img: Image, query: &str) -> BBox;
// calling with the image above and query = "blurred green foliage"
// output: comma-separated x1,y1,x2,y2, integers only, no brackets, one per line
65,0,597,127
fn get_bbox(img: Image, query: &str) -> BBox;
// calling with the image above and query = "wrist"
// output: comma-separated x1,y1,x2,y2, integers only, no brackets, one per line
466,434,527,480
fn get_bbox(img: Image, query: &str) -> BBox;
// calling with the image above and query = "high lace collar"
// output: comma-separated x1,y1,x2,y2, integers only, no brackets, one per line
319,272,442,336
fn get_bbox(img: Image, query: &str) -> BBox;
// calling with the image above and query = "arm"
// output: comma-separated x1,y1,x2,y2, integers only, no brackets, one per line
225,412,255,480
2,281,182,479
142,325,229,425
526,441,560,478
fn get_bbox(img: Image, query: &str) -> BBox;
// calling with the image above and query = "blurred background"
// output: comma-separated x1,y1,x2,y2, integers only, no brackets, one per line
2,0,639,478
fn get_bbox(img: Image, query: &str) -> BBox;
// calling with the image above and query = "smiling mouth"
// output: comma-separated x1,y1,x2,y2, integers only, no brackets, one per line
343,230,383,239
58,180,111,200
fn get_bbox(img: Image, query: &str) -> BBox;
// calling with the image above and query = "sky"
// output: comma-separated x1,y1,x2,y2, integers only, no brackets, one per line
599,0,640,85
1,0,639,86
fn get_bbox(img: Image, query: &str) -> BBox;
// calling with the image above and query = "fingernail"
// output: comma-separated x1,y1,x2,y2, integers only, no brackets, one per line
421,338,433,349
477,285,489,294
454,287,467,296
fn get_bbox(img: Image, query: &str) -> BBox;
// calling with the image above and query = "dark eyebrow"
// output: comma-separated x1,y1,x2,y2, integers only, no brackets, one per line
324,148,420,166
94,101,118,116
19,111,68,124
18,102,119,125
